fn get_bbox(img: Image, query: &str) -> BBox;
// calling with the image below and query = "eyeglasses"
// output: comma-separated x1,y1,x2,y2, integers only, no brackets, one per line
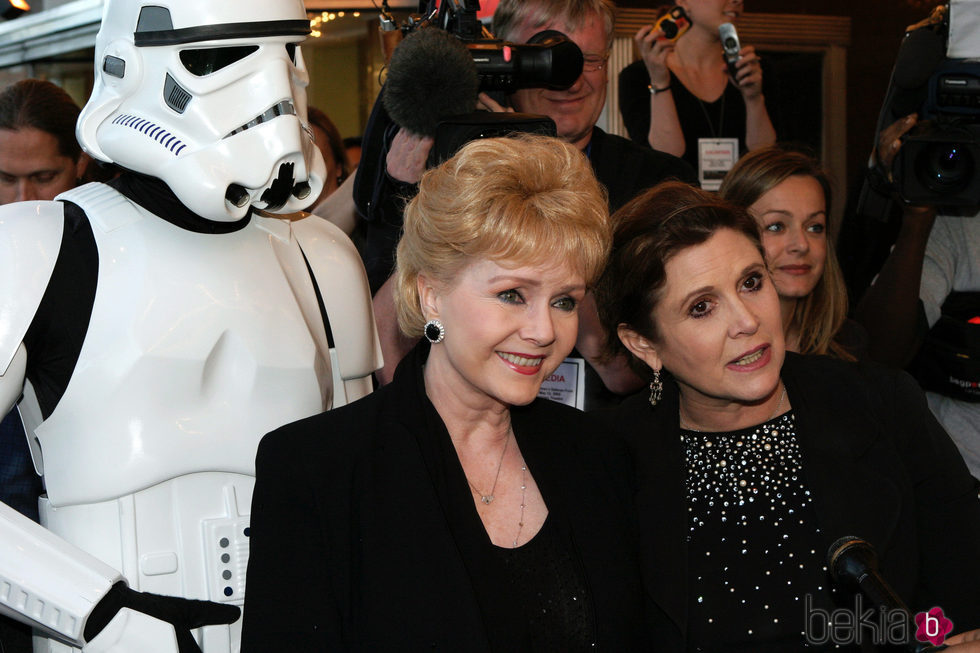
582,52,610,73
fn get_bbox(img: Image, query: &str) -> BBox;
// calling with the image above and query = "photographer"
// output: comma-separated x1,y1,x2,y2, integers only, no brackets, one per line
618,0,776,182
850,3,980,481
854,111,980,479
370,0,695,407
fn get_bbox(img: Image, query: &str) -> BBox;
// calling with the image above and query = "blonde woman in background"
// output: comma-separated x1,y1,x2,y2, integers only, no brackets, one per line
720,145,866,359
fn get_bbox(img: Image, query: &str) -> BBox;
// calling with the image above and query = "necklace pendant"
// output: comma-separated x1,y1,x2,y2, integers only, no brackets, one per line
481,495,494,504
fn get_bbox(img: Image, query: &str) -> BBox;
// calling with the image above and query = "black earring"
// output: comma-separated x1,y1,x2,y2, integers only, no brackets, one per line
424,319,445,344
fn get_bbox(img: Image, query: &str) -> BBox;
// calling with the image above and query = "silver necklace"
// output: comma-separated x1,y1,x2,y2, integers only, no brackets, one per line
513,462,527,548
680,383,787,433
467,433,510,504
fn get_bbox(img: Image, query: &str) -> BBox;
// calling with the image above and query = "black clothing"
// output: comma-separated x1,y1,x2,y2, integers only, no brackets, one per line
587,125,696,212
611,353,980,652
494,516,595,652
242,341,649,652
619,60,748,171
834,317,871,362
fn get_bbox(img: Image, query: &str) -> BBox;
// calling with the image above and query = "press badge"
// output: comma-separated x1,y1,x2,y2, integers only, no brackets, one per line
537,357,586,410
698,138,738,190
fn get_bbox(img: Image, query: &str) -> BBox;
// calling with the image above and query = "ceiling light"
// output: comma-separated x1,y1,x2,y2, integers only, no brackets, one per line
2,0,30,20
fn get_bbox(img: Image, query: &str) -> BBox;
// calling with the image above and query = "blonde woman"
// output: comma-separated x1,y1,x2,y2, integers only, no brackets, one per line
720,146,865,359
243,134,648,651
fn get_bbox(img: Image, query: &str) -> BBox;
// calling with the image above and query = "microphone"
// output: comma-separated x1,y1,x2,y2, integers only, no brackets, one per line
383,27,480,138
827,536,948,652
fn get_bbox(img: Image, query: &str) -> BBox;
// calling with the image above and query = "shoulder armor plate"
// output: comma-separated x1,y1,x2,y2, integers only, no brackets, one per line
0,201,65,374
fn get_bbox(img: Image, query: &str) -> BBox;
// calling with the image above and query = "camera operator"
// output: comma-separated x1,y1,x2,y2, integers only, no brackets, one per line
850,3,980,481
371,0,695,409
854,111,980,480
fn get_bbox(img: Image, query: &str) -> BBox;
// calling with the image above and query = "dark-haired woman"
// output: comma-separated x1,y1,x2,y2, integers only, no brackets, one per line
595,181,980,652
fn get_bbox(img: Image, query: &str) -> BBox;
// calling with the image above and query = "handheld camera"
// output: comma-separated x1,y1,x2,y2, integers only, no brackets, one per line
654,6,690,42
719,22,741,80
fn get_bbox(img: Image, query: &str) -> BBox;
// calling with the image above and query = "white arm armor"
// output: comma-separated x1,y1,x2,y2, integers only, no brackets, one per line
0,501,121,646
0,200,64,413
292,213,382,406
0,201,126,646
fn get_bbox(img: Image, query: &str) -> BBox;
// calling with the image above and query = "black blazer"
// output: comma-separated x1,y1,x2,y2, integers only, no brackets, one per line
588,126,696,213
612,352,980,651
242,342,648,652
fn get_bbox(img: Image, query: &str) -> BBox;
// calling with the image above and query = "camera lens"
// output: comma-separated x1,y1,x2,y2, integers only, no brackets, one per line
915,142,974,193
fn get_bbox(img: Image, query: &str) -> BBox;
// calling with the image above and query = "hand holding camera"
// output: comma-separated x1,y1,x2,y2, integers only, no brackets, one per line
635,8,690,89
876,113,919,173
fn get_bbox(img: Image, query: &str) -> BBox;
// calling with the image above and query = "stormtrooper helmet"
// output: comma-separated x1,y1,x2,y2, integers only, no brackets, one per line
77,0,325,222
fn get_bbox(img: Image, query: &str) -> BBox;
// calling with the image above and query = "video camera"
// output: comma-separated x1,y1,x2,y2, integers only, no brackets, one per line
395,0,584,94
354,0,586,227
881,3,980,206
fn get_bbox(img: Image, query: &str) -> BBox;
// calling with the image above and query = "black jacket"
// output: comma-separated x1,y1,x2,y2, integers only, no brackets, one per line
588,126,696,213
612,352,980,651
242,342,649,651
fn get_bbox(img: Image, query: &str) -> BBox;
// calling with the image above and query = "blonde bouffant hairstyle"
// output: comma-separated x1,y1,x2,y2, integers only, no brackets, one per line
719,146,853,361
394,133,611,338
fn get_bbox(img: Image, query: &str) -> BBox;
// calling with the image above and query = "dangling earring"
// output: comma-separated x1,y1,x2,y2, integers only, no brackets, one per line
648,369,663,406
424,319,445,344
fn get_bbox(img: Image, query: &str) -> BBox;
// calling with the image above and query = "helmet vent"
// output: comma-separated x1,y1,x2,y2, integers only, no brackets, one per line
103,55,126,79
112,114,187,156
164,73,192,113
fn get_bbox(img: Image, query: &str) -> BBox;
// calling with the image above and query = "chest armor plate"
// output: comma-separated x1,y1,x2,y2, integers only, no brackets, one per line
37,184,331,506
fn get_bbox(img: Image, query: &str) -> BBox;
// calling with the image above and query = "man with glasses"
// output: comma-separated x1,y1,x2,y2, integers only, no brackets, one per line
481,0,696,410
492,0,694,212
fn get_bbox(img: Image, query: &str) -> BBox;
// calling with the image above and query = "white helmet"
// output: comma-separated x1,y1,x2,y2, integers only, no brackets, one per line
77,0,325,222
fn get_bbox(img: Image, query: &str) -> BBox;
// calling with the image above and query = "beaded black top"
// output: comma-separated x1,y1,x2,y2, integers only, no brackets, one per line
684,412,842,652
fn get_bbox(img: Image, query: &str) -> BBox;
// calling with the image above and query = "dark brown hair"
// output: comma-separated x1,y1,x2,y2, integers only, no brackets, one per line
307,105,350,184
0,79,82,161
595,181,762,375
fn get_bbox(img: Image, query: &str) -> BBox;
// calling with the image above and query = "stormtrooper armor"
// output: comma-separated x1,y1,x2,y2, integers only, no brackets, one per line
0,1,381,652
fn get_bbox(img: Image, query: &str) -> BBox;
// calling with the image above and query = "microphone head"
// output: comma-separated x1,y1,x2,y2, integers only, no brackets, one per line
383,27,480,138
827,536,878,585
